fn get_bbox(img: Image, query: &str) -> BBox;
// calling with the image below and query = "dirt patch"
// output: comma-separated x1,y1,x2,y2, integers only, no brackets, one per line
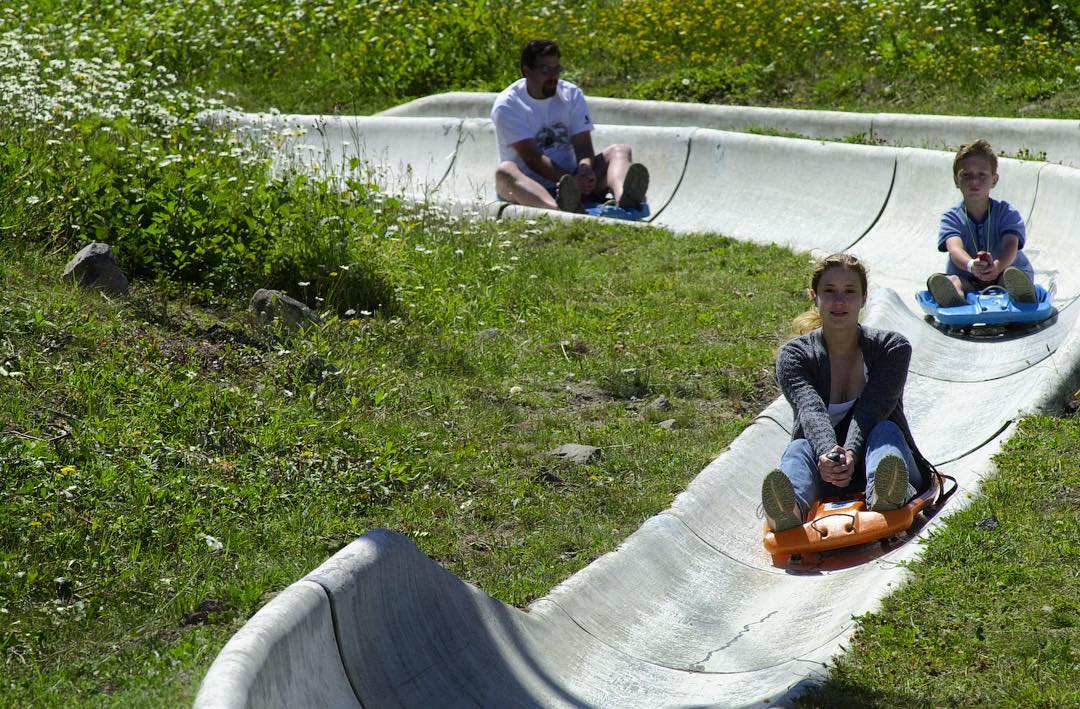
1044,485,1080,515
144,323,268,376
460,523,519,555
128,291,271,375
539,337,591,358
562,381,614,407
180,598,229,627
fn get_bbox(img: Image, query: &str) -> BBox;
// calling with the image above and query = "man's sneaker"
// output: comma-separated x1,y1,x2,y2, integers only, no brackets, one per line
869,454,910,511
927,273,965,307
556,174,583,213
617,163,649,210
1002,266,1037,303
761,469,802,532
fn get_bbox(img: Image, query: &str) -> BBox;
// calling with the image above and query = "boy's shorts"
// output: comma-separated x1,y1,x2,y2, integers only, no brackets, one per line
959,273,998,289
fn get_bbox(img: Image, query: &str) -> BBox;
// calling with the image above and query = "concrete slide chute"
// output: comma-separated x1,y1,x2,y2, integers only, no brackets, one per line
1024,163,1080,301
384,92,1080,167
194,580,356,708
205,112,462,199
651,130,897,253
195,101,1080,708
870,112,1080,168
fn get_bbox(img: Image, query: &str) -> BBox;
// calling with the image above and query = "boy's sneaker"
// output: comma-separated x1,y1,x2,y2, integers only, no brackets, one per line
761,469,802,532
927,273,965,307
869,454,910,512
617,163,650,210
556,174,583,213
1002,266,1037,303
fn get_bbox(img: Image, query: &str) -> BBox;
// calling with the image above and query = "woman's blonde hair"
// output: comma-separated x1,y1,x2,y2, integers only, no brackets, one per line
791,253,869,335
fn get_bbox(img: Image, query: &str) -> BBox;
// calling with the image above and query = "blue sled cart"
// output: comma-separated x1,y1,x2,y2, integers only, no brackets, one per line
916,284,1053,328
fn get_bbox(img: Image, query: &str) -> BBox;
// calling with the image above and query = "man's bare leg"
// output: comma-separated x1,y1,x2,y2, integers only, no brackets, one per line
597,144,633,202
495,161,558,210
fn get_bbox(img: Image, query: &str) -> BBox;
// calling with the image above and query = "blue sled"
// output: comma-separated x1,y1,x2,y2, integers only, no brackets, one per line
916,284,1053,327
583,200,650,221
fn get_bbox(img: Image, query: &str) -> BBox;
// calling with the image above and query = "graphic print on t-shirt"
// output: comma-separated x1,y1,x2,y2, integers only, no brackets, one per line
535,123,570,151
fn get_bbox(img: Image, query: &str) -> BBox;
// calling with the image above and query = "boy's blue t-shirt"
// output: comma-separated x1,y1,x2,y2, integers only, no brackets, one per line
938,198,1033,281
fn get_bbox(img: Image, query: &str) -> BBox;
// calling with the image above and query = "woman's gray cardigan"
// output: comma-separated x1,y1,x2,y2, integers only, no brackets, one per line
775,325,934,487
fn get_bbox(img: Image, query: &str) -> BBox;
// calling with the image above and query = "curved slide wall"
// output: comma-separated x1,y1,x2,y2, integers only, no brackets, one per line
383,92,1080,168
205,111,463,200
196,104,1080,708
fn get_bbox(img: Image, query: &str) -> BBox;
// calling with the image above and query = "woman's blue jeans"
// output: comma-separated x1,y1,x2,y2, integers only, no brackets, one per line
779,420,923,518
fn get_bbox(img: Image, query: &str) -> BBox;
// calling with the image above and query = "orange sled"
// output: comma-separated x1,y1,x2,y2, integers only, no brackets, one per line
763,470,955,562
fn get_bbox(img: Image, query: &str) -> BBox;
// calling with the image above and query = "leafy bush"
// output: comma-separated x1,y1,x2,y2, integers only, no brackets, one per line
967,0,1080,42
0,117,393,311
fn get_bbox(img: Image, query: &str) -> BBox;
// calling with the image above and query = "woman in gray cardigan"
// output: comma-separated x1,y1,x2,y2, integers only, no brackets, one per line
762,253,932,532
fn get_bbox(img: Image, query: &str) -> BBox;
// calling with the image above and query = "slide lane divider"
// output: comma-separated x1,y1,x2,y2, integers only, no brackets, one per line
840,155,898,252
640,126,696,223
311,576,368,709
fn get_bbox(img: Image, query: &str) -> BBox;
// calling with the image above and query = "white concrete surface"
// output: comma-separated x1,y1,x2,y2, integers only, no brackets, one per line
196,101,1080,708
204,111,462,199
382,92,1080,166
193,580,356,708
1024,163,1080,301
871,112,1080,167
652,131,897,250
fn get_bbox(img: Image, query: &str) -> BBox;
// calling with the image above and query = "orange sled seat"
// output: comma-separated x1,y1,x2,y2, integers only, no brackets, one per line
763,470,955,561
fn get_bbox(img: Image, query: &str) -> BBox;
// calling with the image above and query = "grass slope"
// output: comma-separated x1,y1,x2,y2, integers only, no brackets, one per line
1,0,1079,706
2,228,810,705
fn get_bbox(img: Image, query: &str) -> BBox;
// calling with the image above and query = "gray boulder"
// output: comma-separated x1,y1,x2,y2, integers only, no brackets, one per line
649,395,673,412
547,443,601,465
62,243,129,295
249,289,319,331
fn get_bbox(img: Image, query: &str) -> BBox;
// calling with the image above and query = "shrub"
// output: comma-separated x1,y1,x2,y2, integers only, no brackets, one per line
0,117,392,312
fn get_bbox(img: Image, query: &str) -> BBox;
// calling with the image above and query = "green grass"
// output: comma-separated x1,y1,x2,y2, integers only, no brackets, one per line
1,227,810,705
2,0,1080,706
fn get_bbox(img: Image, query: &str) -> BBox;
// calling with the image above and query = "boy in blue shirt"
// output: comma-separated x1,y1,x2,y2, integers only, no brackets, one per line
927,139,1036,307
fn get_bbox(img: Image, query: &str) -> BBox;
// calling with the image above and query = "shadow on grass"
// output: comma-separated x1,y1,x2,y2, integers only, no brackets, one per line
795,677,927,708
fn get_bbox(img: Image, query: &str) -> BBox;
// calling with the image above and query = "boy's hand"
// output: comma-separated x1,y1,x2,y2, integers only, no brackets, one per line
971,255,995,280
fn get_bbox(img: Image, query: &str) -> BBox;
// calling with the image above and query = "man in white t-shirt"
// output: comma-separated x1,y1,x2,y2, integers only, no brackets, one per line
492,39,649,213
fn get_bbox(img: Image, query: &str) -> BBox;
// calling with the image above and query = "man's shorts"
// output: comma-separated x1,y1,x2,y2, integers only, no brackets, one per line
494,184,558,203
